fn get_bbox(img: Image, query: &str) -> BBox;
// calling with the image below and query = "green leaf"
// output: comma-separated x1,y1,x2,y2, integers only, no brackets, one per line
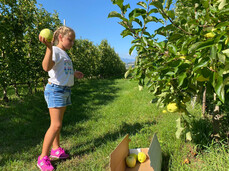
193,58,209,71
122,4,130,14
215,21,229,28
222,48,229,57
214,31,226,43
178,72,187,87
108,11,122,18
149,1,163,10
145,16,159,24
201,0,209,9
166,0,173,9
129,46,135,55
181,37,197,53
143,31,151,37
129,8,147,20
168,60,181,68
120,29,132,38
158,0,164,4
197,39,215,51
169,33,183,41
215,75,225,103
168,43,177,55
189,42,203,54
218,52,226,64
112,0,124,8
189,39,215,53
219,7,229,16
218,0,227,10
125,69,130,78
142,37,148,46
133,18,143,27
148,8,159,15
210,45,217,60
137,1,147,9
167,10,175,20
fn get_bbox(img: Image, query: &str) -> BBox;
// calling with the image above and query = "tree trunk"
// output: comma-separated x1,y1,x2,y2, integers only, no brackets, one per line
191,95,197,109
13,83,20,97
202,86,206,117
212,93,220,141
27,81,32,94
35,79,37,93
3,87,9,102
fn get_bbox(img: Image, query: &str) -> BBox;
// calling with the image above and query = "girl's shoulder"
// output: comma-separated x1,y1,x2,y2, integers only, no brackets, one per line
53,46,69,59
53,46,67,54
53,46,61,51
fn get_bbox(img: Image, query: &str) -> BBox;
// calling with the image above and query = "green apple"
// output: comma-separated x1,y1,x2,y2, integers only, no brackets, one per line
138,152,146,163
125,156,136,168
39,28,53,42
129,153,138,160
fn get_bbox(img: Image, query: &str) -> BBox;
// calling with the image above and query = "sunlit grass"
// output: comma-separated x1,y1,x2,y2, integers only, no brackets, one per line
0,79,228,170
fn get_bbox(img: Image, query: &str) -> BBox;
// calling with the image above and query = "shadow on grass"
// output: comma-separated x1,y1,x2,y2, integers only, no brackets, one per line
191,117,213,147
191,114,229,148
161,152,170,171
0,79,119,167
70,121,156,157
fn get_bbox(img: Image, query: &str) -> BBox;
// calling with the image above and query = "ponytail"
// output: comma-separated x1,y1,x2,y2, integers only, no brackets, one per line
52,26,75,45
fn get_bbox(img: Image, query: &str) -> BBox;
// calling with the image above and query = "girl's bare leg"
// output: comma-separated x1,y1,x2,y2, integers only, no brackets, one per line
52,107,65,150
40,107,66,159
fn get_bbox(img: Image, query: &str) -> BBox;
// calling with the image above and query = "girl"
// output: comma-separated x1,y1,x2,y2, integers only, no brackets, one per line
37,26,84,171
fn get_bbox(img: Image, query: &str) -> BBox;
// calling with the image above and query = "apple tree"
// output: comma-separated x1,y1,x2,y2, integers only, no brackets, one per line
98,39,126,78
0,0,62,100
109,0,229,140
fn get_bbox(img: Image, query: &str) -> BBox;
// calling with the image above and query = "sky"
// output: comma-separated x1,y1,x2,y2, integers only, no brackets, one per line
36,0,164,62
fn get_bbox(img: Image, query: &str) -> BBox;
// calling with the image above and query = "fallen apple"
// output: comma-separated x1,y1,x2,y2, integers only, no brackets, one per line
162,109,167,114
39,28,53,42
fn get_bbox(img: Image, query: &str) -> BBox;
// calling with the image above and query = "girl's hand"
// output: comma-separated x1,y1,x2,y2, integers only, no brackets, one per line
39,35,52,49
74,71,84,79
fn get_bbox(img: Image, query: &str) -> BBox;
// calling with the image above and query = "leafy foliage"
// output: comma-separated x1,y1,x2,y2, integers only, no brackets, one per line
0,0,61,94
69,39,126,78
109,0,229,140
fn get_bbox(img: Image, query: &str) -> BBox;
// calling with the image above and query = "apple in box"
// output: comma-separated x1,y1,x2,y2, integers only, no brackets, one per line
109,134,162,171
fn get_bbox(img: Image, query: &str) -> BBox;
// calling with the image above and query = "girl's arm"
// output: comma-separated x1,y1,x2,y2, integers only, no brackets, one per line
39,35,55,72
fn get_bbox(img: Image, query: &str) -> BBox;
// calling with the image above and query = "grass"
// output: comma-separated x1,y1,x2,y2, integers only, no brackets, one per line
0,78,228,170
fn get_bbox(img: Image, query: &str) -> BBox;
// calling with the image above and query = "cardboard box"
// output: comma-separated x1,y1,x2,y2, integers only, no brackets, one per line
109,134,162,171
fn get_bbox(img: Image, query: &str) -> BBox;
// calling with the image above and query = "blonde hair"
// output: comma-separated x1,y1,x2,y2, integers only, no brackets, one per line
52,26,75,45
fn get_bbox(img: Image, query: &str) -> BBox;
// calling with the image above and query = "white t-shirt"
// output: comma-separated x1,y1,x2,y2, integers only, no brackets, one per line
48,46,74,87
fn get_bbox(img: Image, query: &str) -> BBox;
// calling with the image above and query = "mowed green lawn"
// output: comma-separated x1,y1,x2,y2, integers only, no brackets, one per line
0,79,228,170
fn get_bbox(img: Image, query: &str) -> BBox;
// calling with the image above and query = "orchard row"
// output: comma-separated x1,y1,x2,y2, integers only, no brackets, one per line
0,0,126,101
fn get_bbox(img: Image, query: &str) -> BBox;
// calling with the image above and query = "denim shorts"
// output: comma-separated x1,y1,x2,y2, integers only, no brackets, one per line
44,83,72,108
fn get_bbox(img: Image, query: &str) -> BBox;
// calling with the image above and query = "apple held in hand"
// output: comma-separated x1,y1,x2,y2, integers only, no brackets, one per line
39,28,53,42
125,156,136,168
